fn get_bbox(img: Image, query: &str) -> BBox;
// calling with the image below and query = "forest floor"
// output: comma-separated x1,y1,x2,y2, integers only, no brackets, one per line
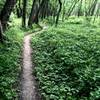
31,18,100,99
20,26,47,100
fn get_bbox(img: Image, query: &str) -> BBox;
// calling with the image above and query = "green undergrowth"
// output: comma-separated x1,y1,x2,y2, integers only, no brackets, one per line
9,15,42,34
32,18,100,100
24,24,42,35
0,19,24,99
0,16,42,99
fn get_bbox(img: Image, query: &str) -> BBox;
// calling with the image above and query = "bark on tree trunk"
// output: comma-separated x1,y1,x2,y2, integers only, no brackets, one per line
0,0,17,30
78,0,82,17
55,0,62,26
22,0,27,27
28,0,36,27
67,0,80,18
33,0,46,24
0,20,3,42
62,0,65,21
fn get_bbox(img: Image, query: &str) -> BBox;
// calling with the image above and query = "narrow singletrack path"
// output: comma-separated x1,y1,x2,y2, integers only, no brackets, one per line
20,26,47,100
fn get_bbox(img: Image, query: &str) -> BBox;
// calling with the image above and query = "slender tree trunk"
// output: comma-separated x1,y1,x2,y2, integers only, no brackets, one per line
78,0,82,17
0,20,3,42
62,0,65,21
90,0,98,16
55,0,62,26
84,0,86,16
22,0,27,27
40,0,49,19
87,0,97,16
16,0,22,18
92,0,99,23
67,0,80,17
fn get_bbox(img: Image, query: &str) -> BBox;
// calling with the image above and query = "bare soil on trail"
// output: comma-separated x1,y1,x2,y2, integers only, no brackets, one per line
20,27,48,100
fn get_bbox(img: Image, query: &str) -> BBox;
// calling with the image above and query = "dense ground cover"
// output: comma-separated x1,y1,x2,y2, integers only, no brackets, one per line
0,18,24,99
32,18,100,100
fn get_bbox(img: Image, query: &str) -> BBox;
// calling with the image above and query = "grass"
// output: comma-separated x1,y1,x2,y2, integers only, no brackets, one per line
32,18,100,100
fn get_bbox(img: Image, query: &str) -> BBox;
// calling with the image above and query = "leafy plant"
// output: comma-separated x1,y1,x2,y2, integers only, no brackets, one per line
32,18,100,100
0,19,24,99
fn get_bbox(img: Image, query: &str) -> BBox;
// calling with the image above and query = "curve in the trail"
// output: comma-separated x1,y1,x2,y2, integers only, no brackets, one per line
20,27,47,100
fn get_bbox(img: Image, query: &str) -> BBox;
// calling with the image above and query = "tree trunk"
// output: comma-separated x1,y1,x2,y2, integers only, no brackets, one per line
40,0,49,19
0,20,3,42
67,0,80,17
16,0,22,18
33,0,46,24
78,0,82,17
62,0,65,21
0,0,17,30
90,0,98,16
87,0,97,16
22,0,27,27
28,0,36,27
55,0,62,26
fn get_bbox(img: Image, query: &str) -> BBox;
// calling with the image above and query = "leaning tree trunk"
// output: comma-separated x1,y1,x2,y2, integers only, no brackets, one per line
90,0,98,16
87,0,97,16
0,0,17,30
67,0,80,18
55,0,62,26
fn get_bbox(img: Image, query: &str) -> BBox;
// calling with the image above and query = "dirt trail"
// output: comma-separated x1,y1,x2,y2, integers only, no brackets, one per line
20,27,47,100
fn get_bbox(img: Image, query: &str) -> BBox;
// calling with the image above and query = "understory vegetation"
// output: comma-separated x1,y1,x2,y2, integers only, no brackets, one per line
0,18,24,99
32,18,100,100
0,0,100,99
